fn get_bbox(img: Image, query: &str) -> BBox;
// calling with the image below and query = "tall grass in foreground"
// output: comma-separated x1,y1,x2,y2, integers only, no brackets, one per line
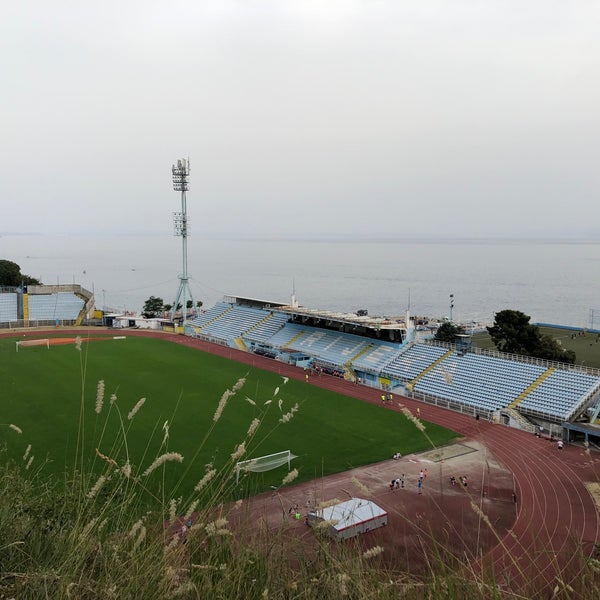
1,341,599,598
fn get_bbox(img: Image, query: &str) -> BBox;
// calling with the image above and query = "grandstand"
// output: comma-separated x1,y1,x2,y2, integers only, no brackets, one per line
0,284,94,328
0,291,18,322
185,297,600,435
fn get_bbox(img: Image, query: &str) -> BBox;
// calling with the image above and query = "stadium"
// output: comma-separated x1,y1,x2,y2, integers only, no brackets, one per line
3,284,599,439
1,282,600,596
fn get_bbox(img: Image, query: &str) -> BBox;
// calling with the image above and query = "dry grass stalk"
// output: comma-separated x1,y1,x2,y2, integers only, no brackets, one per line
95,448,117,468
194,468,216,491
362,545,384,559
281,468,298,486
87,475,107,499
247,418,260,437
279,403,299,424
184,499,199,521
351,476,370,496
169,499,178,522
95,380,105,414
231,443,246,460
399,405,426,432
121,461,132,479
213,390,233,422
143,452,184,476
127,397,146,420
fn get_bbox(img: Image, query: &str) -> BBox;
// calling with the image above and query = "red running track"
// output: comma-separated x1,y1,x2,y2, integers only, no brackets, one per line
8,328,600,596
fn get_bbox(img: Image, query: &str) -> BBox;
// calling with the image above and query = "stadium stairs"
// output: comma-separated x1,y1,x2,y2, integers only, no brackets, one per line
233,337,248,352
508,367,556,409
245,313,274,334
342,366,356,381
195,305,233,333
283,330,306,349
75,287,94,326
343,344,375,382
347,343,374,365
406,348,454,392
499,407,537,433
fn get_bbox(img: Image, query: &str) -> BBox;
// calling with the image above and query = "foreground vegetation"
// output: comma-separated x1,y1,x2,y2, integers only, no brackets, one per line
1,452,558,600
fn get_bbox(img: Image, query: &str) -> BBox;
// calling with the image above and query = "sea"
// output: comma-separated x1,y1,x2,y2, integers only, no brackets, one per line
1,234,599,329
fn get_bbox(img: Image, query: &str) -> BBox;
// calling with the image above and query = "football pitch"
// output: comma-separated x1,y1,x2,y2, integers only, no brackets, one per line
0,334,457,501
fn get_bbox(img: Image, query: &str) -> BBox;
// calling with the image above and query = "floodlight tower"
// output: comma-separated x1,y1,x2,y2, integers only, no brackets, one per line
171,158,196,324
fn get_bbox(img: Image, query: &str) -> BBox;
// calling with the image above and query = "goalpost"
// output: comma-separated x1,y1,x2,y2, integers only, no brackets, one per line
16,339,50,352
236,450,297,484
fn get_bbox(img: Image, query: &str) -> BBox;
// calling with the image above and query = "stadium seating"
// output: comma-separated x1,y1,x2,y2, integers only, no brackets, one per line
189,303,600,425
286,328,370,366
243,312,290,343
197,305,270,341
412,352,546,413
28,292,84,321
261,323,307,348
0,293,18,322
351,342,402,373
381,344,450,381
518,369,600,420
187,301,233,329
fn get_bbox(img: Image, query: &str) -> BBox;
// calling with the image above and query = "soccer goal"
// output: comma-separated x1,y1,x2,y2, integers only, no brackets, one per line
16,338,50,352
236,450,297,484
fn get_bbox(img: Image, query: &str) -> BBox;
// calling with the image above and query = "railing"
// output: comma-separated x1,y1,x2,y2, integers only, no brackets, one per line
409,389,494,421
27,284,92,296
0,319,79,329
423,339,600,376
195,332,228,347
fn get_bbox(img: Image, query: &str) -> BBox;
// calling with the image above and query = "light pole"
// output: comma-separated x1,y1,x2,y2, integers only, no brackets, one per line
171,158,196,325
449,294,454,322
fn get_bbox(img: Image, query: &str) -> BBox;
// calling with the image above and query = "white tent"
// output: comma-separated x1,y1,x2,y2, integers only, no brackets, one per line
307,498,387,541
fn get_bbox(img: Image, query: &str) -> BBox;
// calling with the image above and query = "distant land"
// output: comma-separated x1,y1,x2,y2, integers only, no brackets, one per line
1,230,600,243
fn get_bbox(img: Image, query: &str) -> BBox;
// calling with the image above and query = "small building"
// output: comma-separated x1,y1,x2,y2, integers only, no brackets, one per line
111,316,168,330
307,498,387,541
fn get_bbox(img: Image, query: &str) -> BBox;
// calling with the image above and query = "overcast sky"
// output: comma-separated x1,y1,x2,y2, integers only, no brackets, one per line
2,1,599,239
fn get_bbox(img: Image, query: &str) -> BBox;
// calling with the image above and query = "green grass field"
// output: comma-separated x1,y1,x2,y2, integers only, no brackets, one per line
0,334,457,503
472,326,600,368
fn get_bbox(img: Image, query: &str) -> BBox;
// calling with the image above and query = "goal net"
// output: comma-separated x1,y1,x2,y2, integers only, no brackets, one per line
236,450,297,483
16,339,50,352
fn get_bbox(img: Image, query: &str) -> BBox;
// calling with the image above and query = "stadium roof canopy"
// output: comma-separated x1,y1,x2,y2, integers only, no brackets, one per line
226,295,410,341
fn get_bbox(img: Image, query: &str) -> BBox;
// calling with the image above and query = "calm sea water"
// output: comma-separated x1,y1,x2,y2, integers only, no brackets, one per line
2,234,599,328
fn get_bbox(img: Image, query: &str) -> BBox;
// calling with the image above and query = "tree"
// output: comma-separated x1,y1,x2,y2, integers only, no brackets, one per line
435,321,465,343
487,310,538,355
535,334,576,364
487,309,576,364
142,296,164,318
186,300,203,309
0,260,41,287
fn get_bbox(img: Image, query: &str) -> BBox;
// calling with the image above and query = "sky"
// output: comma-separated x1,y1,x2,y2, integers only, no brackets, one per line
2,0,599,239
